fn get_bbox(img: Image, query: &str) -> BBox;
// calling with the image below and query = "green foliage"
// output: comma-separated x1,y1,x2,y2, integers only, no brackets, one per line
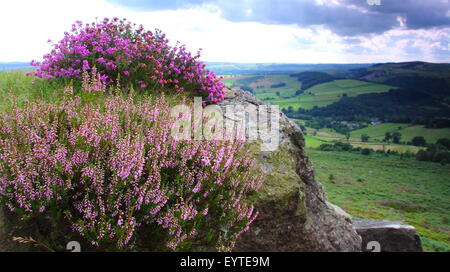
416,145,450,164
319,142,353,152
392,132,402,144
436,138,450,150
412,136,427,147
361,134,370,142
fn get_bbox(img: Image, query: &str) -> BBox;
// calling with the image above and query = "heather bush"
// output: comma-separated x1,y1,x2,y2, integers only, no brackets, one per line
0,86,262,251
30,18,226,102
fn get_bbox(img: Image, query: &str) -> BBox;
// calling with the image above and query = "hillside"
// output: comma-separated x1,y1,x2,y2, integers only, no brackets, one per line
208,62,371,75
290,71,335,90
0,62,31,71
307,87,450,122
308,149,450,252
333,61,450,82
223,74,396,111
294,62,450,126
285,79,393,110
350,123,450,144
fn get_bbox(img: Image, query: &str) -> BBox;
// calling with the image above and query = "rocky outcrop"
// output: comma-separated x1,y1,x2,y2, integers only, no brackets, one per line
354,219,423,252
217,88,362,252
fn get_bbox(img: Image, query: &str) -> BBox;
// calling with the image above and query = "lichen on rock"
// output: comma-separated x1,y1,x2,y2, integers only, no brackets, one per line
216,88,362,252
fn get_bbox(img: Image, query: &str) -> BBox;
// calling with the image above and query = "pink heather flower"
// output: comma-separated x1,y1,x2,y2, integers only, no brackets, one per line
12,21,262,250
97,57,106,64
82,60,90,70
28,18,226,101
201,156,211,166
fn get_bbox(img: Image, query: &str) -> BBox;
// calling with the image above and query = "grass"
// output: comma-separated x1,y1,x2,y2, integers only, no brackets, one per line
0,71,66,111
289,79,394,110
302,124,425,153
0,70,190,111
267,79,393,110
222,74,301,95
307,149,450,252
351,123,450,144
304,135,329,148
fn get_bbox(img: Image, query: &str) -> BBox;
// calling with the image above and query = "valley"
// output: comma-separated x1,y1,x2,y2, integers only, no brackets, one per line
220,61,450,252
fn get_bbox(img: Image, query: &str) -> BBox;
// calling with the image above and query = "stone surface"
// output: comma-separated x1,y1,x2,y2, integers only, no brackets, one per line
354,219,423,252
216,88,362,252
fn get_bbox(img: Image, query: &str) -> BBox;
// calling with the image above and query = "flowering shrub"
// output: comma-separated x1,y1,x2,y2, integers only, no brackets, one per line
0,90,262,251
30,18,226,102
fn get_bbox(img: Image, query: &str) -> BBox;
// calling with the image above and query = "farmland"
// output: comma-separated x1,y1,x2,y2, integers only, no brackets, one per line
350,123,450,144
222,74,395,110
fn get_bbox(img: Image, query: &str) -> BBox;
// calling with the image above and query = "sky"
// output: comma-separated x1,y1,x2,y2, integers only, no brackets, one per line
0,0,449,63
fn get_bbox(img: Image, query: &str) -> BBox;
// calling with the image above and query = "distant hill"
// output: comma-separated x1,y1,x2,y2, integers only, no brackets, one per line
0,62,31,71
305,62,450,125
206,62,372,75
307,88,450,122
290,71,336,90
335,61,450,84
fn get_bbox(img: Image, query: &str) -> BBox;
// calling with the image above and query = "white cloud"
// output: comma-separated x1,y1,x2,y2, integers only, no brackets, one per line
0,0,448,63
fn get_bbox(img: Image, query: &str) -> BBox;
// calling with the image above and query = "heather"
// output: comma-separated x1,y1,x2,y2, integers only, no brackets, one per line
30,18,226,102
0,84,262,251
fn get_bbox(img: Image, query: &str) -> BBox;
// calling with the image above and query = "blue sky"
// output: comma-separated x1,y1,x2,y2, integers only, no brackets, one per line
1,0,449,63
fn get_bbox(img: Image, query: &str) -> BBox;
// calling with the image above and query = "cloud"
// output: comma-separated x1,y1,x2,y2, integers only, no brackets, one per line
343,0,450,30
107,0,450,36
108,0,210,10
341,27,450,63
0,0,448,63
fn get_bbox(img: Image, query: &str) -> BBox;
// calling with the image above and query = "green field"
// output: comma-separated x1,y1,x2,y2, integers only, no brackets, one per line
351,123,450,144
222,75,395,110
307,149,450,252
300,121,450,153
0,71,64,111
222,74,301,97
269,79,395,110
301,123,425,153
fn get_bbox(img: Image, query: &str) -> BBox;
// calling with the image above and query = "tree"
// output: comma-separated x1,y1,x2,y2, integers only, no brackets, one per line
412,136,427,147
392,132,402,144
384,132,392,142
361,134,370,142
437,138,450,150
345,132,351,142
361,148,372,155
